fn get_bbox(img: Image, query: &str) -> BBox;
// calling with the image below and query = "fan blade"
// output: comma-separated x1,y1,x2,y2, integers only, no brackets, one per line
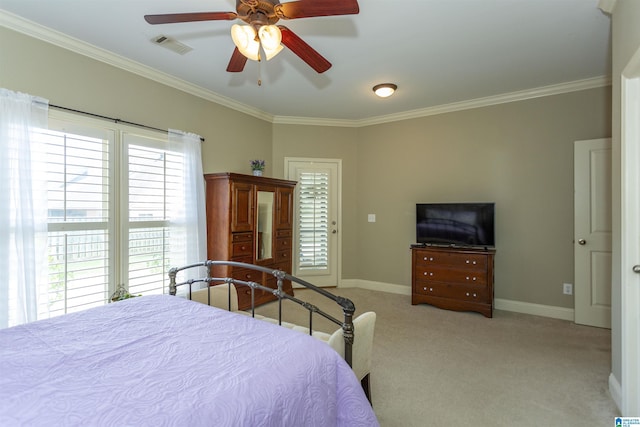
144,12,237,25
227,47,248,72
278,0,359,19
279,26,331,73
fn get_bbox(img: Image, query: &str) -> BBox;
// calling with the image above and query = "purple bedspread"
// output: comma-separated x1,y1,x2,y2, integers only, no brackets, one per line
0,295,378,426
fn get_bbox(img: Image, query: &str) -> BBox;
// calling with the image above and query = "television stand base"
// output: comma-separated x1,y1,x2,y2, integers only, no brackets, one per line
411,246,495,318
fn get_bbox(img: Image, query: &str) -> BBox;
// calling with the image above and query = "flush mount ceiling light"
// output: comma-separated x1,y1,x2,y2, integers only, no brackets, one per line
373,83,397,98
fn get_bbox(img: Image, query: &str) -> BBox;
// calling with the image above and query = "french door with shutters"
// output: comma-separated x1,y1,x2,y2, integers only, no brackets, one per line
285,158,340,287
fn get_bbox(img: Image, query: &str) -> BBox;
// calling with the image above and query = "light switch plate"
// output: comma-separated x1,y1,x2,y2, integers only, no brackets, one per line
368,214,376,223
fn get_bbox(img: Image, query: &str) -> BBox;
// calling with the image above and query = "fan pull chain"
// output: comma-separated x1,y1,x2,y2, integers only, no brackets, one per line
257,55,262,86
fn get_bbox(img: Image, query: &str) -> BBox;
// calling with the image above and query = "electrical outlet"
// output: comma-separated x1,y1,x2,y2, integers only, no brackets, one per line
563,283,573,295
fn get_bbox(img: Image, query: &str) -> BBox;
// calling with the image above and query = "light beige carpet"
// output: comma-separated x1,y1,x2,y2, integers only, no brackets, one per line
253,287,619,427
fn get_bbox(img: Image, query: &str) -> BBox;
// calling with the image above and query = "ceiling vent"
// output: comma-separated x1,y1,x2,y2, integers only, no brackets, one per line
152,35,193,55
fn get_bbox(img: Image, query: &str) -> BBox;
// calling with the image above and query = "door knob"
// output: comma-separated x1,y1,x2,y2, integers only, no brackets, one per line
633,265,640,273
332,229,337,234
578,239,586,245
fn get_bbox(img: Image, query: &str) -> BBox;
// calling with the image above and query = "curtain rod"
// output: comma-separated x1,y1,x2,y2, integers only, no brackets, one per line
48,104,205,142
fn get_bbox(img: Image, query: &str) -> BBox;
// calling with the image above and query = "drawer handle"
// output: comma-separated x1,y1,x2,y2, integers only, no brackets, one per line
422,257,434,261
423,272,433,276
466,292,470,296
465,259,478,265
465,276,477,281
422,287,434,292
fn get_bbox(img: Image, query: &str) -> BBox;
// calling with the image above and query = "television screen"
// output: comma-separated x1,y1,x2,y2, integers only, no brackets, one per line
416,203,495,248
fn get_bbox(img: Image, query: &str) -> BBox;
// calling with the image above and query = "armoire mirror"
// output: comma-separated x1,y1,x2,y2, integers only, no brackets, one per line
256,191,274,260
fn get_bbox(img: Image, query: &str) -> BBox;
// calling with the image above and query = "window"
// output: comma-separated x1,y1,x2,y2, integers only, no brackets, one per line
297,171,330,271
40,114,189,318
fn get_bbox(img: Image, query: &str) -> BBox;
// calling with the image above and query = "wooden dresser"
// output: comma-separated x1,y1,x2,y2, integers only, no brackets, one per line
204,173,296,310
411,245,495,317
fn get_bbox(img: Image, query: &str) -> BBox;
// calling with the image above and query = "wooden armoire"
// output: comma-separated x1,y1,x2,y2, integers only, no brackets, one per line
204,172,296,310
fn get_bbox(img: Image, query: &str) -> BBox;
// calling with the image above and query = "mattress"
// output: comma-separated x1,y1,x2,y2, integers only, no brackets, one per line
0,295,378,426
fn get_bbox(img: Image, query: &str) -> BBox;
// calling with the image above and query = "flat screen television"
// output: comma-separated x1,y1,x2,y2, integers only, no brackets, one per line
416,203,495,248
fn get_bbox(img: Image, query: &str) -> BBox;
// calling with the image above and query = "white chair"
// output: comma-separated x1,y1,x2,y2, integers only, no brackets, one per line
314,311,376,403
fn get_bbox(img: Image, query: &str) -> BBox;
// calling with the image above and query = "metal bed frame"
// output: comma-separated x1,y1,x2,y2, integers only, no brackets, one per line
168,260,356,367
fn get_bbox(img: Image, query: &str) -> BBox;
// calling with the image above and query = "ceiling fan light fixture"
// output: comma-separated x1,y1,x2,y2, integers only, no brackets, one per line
231,24,260,61
373,83,397,98
258,25,284,60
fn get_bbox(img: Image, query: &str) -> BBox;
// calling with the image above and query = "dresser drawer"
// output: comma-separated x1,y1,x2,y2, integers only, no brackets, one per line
236,285,270,310
231,266,261,283
414,264,487,286
275,248,291,263
275,237,291,251
415,250,488,270
414,282,488,303
231,241,253,258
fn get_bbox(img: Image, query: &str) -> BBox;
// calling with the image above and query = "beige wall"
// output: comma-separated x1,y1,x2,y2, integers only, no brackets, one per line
355,89,611,306
610,0,640,393
1,25,611,312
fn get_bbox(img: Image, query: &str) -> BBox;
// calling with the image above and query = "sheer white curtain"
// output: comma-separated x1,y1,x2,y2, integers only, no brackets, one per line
168,129,207,282
0,89,49,328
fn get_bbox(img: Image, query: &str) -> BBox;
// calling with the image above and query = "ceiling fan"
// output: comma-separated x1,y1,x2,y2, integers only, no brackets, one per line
144,0,360,74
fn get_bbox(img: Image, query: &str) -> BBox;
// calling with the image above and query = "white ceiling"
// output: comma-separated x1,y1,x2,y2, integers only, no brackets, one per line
0,0,611,125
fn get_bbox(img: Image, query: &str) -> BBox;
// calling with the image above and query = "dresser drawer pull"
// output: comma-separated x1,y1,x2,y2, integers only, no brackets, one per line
465,276,477,281
423,272,433,276
422,287,434,292
465,259,478,265
423,256,434,261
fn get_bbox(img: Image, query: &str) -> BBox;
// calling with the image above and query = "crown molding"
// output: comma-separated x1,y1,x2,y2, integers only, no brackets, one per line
272,76,611,127
0,10,274,123
2,10,611,128
346,76,612,127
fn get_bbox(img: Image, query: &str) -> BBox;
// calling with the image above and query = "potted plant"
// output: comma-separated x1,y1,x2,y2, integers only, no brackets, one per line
250,159,265,176
110,284,141,302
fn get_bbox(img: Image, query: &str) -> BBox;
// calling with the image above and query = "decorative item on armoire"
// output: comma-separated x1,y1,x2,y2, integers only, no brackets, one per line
249,159,266,176
250,159,265,176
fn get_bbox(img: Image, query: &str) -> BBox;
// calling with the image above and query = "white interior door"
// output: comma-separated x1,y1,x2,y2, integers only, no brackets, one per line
621,53,640,416
574,138,612,328
285,158,340,287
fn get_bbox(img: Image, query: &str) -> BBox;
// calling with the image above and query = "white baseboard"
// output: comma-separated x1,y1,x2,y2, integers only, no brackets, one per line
339,279,574,321
494,298,574,321
339,279,411,295
609,373,623,413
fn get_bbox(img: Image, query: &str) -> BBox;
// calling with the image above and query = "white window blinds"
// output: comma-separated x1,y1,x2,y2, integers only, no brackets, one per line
297,171,329,270
126,136,183,296
39,116,196,319
44,128,113,317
